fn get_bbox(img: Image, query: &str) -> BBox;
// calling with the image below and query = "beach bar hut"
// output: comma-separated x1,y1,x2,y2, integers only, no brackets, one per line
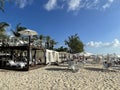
0,45,46,71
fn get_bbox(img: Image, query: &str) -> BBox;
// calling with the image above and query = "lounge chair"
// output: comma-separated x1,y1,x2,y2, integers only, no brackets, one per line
7,60,27,69
103,61,112,69
67,59,79,72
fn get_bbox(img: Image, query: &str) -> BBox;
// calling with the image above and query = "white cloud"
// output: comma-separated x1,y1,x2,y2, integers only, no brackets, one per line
94,0,99,4
102,0,114,10
14,0,34,8
86,39,120,48
80,0,100,9
44,0,117,12
111,39,120,47
12,0,117,11
44,0,57,11
85,39,120,54
68,0,81,11
86,41,102,47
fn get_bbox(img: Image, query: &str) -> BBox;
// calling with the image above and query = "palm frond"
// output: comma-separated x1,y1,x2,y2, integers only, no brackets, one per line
11,29,20,37
0,22,9,29
0,0,5,12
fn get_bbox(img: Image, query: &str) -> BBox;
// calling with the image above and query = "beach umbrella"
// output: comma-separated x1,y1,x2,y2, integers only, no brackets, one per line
18,29,38,47
18,29,38,36
18,29,38,70
18,29,38,45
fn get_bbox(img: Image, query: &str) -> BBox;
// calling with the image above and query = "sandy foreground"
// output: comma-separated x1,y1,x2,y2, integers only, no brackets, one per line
0,63,120,90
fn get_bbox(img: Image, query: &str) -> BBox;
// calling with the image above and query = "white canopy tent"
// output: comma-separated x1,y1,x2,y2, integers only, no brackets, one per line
74,51,93,57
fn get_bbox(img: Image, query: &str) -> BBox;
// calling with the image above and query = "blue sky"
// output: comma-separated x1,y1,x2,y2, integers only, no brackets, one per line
1,0,120,54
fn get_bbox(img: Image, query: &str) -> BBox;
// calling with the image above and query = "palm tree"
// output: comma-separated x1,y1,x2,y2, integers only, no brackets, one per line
45,35,51,49
11,23,27,37
0,0,13,12
11,23,27,45
0,22,9,38
0,0,4,12
39,34,44,40
49,39,57,50
39,34,45,47
55,46,68,52
65,34,84,53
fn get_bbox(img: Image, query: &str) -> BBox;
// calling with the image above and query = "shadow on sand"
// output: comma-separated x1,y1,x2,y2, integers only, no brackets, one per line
84,67,117,72
45,67,78,73
0,67,29,72
0,65,45,72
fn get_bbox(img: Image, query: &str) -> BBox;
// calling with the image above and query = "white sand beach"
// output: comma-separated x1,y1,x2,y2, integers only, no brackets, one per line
0,64,120,90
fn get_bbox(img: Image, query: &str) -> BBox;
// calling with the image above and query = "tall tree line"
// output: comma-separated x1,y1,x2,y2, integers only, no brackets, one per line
0,22,84,53
0,22,58,50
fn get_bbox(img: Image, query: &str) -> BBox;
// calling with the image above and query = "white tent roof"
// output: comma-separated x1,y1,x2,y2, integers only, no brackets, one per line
75,51,93,57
